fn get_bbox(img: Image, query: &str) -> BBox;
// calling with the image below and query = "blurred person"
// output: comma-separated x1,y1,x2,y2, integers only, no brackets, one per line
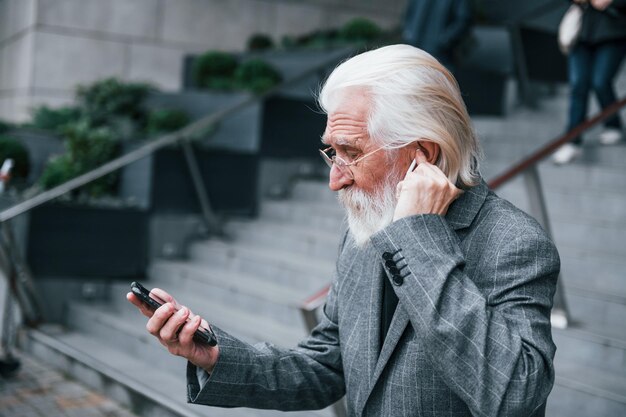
402,0,472,69
128,45,560,416
553,0,626,164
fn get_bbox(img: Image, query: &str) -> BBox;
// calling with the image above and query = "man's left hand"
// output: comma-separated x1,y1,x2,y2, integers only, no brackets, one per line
393,148,462,221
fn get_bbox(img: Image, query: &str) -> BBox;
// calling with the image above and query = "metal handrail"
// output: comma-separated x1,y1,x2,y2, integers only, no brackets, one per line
0,46,354,331
0,47,353,224
300,97,626,331
489,96,626,189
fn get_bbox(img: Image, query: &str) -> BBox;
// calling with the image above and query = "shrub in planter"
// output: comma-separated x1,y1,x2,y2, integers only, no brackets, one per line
40,120,119,197
235,59,283,93
30,105,81,132
281,29,339,49
339,18,382,43
0,135,30,179
247,34,274,51
146,109,190,136
192,51,239,91
76,78,153,138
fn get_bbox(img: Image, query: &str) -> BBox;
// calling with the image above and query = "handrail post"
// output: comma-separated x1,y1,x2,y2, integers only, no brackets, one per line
523,166,570,328
180,139,223,236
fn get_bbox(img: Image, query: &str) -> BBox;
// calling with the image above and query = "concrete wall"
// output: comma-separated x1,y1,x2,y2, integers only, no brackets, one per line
0,0,407,122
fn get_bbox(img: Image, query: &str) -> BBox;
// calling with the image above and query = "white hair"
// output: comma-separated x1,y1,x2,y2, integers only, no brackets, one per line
318,44,482,188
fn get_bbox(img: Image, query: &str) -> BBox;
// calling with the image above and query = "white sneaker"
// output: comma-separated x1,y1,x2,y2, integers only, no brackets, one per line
598,128,623,145
552,143,581,165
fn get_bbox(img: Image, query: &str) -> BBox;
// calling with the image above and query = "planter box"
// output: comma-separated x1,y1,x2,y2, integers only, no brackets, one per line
26,204,148,278
260,94,326,158
454,26,516,116
120,145,259,216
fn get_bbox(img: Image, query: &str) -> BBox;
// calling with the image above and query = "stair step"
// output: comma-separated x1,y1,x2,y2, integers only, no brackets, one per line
548,360,626,416
496,178,626,222
227,219,342,260
565,286,626,337
23,328,330,417
290,180,337,204
553,324,626,374
561,253,626,301
146,260,316,328
259,200,344,230
188,240,334,292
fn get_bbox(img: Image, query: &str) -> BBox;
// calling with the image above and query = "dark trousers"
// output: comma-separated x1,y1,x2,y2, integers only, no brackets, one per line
567,40,626,145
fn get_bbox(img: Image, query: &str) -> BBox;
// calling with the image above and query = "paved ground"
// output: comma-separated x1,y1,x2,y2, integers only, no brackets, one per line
0,351,139,417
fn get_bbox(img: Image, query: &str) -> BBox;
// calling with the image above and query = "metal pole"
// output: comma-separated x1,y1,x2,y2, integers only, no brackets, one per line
523,166,570,328
180,140,223,236
0,221,43,326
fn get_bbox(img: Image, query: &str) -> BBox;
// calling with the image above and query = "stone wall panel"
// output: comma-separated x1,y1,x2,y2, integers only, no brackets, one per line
0,0,36,44
36,0,160,40
32,31,126,91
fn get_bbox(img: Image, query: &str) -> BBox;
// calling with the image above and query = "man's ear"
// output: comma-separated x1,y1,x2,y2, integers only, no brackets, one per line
416,141,440,164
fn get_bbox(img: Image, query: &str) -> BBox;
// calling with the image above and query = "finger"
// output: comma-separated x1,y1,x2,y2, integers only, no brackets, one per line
146,302,176,336
395,181,404,199
160,306,190,342
178,315,202,345
127,293,154,318
414,147,428,165
151,288,179,309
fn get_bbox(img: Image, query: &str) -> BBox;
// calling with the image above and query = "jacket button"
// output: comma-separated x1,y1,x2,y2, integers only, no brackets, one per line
392,274,404,286
385,260,396,269
382,252,394,260
388,266,399,275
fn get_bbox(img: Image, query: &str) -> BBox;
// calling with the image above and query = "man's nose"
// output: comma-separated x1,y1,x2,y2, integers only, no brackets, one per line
328,165,353,191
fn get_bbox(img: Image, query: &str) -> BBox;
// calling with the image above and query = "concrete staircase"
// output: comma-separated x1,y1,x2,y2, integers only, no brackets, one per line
22,77,626,416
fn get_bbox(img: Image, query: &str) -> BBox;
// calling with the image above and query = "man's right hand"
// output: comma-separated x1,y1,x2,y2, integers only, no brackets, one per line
126,288,219,373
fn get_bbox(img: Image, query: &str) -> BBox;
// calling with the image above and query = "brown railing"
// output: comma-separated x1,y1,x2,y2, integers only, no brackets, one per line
300,96,626,332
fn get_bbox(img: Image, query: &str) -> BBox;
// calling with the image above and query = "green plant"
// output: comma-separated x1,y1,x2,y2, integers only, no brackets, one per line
234,59,282,93
76,78,153,129
146,109,190,135
0,135,30,179
40,120,119,196
30,105,81,132
192,51,239,90
39,153,77,191
338,18,382,42
247,34,274,51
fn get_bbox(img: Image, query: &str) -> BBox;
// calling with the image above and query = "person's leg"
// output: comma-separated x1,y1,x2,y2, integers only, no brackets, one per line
590,41,626,130
567,44,593,145
555,44,593,164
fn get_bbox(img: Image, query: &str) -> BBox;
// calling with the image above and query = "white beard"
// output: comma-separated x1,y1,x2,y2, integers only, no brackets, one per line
337,174,400,248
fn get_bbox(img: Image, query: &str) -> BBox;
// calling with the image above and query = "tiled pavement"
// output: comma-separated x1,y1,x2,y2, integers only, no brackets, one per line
0,351,139,417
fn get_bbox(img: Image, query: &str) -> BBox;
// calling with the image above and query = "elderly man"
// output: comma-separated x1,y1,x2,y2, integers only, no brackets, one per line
128,45,559,416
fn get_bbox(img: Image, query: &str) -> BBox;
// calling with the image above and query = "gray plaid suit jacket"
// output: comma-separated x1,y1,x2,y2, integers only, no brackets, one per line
187,180,560,416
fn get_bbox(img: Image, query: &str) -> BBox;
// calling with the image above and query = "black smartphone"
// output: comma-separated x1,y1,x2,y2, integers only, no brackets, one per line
130,281,217,346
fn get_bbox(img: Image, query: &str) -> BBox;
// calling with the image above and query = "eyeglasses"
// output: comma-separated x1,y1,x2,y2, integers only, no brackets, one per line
319,141,418,180
319,146,384,180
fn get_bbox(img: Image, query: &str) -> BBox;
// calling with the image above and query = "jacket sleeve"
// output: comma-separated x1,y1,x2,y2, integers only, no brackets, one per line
370,214,559,417
186,238,349,410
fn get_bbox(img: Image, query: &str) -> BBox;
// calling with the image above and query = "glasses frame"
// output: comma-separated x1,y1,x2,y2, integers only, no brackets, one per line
320,141,418,179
